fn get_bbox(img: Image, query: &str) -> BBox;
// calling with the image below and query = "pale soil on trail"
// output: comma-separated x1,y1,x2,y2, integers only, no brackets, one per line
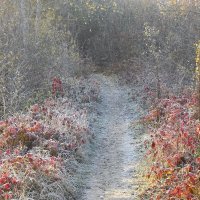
77,74,146,200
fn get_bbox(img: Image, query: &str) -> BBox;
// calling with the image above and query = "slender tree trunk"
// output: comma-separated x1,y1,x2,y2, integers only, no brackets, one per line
156,65,161,99
198,79,200,120
35,0,41,44
196,42,200,119
20,0,28,46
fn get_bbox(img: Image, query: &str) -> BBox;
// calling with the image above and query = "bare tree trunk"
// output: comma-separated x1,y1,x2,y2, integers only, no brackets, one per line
196,42,200,119
35,0,41,44
156,65,161,99
20,0,28,46
198,79,200,120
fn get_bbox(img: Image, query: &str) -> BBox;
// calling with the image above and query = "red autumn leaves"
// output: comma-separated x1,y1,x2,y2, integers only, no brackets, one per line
0,97,90,199
52,77,64,97
0,173,20,200
143,93,200,199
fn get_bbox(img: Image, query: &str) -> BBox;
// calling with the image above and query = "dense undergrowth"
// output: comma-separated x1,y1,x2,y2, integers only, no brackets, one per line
128,40,200,200
139,89,200,199
0,77,100,200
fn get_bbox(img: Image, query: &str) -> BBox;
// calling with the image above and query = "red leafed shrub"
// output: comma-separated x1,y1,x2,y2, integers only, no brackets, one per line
0,172,20,199
0,95,91,198
52,77,64,97
0,73,100,199
142,92,200,199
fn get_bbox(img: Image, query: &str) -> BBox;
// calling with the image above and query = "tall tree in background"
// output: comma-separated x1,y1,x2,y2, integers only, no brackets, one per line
35,0,41,44
196,41,200,119
20,0,29,46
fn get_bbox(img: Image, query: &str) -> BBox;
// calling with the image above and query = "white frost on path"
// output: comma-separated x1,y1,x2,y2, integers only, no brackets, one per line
80,74,144,200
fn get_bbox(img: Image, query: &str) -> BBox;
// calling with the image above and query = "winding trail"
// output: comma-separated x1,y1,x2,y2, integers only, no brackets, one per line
79,74,144,200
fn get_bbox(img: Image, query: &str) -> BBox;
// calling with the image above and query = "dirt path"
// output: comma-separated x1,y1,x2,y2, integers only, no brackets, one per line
78,74,144,200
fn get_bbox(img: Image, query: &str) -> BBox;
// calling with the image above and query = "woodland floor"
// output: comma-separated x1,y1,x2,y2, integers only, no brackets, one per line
76,74,147,200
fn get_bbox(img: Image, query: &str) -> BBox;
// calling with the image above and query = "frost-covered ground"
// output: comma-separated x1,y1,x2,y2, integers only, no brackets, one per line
76,74,146,200
0,73,147,200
